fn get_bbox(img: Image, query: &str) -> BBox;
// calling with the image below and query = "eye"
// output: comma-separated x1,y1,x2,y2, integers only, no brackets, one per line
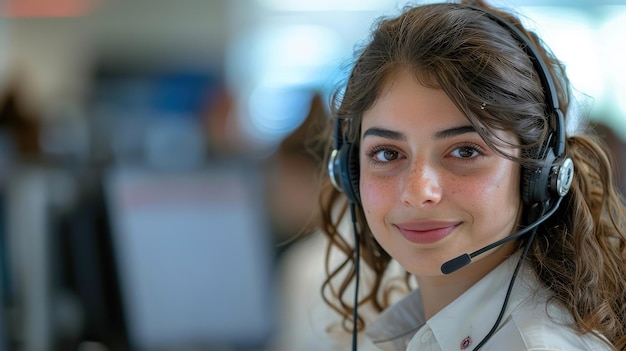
372,149,399,162
450,144,484,159
365,145,403,165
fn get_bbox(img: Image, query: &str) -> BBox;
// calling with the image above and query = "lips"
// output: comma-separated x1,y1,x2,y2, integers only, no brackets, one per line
395,221,461,244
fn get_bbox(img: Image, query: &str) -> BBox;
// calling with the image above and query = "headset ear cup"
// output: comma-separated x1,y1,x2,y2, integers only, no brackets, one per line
346,143,361,204
522,149,557,205
521,167,550,205
553,157,574,197
521,166,533,205
337,143,361,204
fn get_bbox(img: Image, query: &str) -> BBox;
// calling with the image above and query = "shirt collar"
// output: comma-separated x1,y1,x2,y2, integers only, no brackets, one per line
366,252,530,351
365,289,425,351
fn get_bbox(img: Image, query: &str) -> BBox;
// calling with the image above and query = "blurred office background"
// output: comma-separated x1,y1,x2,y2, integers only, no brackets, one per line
0,0,623,351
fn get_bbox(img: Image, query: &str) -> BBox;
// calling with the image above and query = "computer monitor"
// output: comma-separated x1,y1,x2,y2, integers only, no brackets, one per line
104,163,276,350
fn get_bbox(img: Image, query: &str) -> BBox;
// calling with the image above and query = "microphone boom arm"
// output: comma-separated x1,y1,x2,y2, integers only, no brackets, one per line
441,197,563,274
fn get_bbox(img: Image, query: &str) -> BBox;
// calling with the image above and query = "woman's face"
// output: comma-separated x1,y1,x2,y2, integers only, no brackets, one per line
359,72,522,277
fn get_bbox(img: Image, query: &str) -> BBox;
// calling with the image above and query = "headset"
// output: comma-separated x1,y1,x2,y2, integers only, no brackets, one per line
327,3,575,351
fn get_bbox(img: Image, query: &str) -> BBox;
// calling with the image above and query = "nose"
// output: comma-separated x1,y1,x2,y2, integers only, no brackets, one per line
400,160,443,207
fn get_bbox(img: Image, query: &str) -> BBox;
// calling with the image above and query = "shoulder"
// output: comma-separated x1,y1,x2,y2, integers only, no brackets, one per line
484,295,612,351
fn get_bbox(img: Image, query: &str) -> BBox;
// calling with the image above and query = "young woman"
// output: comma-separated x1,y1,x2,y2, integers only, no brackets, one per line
319,0,626,350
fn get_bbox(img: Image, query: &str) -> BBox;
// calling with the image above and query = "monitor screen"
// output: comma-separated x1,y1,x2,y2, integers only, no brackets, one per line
104,163,276,350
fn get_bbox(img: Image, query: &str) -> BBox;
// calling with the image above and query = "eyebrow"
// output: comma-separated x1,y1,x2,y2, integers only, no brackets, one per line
362,125,477,141
362,128,406,141
433,125,477,139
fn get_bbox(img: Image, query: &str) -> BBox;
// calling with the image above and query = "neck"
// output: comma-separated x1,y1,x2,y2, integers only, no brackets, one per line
417,243,516,320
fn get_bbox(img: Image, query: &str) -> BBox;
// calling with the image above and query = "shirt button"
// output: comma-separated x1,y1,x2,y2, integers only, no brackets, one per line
421,329,433,343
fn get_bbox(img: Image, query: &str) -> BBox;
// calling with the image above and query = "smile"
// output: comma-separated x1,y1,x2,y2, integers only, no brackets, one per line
395,221,461,244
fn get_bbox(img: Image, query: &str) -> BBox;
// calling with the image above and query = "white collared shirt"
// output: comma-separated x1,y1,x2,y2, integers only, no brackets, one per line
365,253,612,351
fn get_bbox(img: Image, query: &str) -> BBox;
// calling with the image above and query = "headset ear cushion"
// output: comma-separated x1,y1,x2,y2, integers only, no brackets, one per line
521,166,533,205
521,149,557,205
522,166,550,205
337,142,361,204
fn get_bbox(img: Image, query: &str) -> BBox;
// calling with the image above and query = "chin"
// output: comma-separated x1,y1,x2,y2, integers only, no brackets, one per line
397,255,448,277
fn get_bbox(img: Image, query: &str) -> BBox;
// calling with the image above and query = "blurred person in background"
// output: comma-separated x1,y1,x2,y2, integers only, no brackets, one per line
0,77,42,160
265,92,328,259
269,92,366,351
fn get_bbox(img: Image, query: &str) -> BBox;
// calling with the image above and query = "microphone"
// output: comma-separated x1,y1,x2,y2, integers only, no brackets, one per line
440,197,563,274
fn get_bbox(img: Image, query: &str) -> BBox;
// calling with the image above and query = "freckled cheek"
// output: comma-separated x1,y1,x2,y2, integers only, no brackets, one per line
448,180,485,209
451,171,520,214
360,177,397,212
449,175,514,208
